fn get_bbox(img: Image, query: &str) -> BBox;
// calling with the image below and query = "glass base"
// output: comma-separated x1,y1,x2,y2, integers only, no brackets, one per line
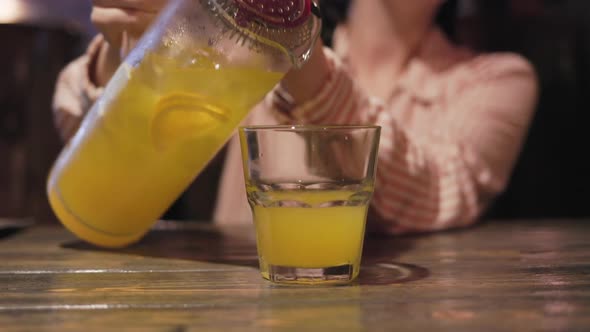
263,264,356,285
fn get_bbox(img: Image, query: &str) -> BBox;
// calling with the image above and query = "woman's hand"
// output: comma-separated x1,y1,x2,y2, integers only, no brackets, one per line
92,0,167,51
280,38,331,104
91,0,168,86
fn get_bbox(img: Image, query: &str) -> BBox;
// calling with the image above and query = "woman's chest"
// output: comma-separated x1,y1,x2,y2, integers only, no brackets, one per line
386,86,448,139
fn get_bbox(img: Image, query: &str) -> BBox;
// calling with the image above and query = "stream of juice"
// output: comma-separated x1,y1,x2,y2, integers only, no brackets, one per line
48,51,282,247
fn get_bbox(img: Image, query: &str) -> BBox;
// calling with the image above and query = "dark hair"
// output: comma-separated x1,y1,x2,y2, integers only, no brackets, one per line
319,0,458,46
435,0,458,41
319,0,351,47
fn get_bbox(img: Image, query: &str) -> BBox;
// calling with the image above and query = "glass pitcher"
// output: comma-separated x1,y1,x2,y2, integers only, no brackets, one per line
47,0,321,247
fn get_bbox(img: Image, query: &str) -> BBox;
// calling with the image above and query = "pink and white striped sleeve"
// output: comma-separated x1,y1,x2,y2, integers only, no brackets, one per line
268,49,539,234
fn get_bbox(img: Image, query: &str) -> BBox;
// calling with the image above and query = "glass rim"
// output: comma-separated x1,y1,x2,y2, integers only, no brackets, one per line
240,124,381,132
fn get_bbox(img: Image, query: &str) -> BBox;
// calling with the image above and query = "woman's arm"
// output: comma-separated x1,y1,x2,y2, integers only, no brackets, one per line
369,55,538,233
53,0,168,142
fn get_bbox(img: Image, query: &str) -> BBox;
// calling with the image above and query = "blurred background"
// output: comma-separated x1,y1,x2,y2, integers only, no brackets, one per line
0,0,589,224
0,0,94,223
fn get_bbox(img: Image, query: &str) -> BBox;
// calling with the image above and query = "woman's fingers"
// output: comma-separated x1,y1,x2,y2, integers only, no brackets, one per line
91,0,168,47
92,0,168,13
54,108,82,142
91,6,158,48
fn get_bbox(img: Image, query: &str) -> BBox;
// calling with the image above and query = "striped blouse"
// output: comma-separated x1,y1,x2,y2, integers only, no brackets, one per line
214,27,538,233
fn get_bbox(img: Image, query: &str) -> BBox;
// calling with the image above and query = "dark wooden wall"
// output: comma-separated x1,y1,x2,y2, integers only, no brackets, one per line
0,25,84,222
478,0,590,218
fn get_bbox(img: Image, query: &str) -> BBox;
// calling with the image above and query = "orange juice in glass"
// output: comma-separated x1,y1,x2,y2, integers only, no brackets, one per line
240,125,380,284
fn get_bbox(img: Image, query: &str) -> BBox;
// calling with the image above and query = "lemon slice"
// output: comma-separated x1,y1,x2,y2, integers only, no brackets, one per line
151,92,230,150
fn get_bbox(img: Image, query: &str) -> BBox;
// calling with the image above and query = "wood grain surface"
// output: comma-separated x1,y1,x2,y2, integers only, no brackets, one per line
0,219,589,331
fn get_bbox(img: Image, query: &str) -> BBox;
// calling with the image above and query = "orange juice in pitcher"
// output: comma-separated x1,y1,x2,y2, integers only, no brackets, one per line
47,0,321,247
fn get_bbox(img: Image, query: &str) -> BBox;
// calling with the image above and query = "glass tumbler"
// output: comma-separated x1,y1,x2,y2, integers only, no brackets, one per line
240,125,380,284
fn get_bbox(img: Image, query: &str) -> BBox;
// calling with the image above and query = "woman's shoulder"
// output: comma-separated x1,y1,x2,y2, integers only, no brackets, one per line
455,51,537,82
439,49,538,99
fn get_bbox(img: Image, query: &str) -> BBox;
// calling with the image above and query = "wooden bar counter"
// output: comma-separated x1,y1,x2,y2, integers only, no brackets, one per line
0,219,588,331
